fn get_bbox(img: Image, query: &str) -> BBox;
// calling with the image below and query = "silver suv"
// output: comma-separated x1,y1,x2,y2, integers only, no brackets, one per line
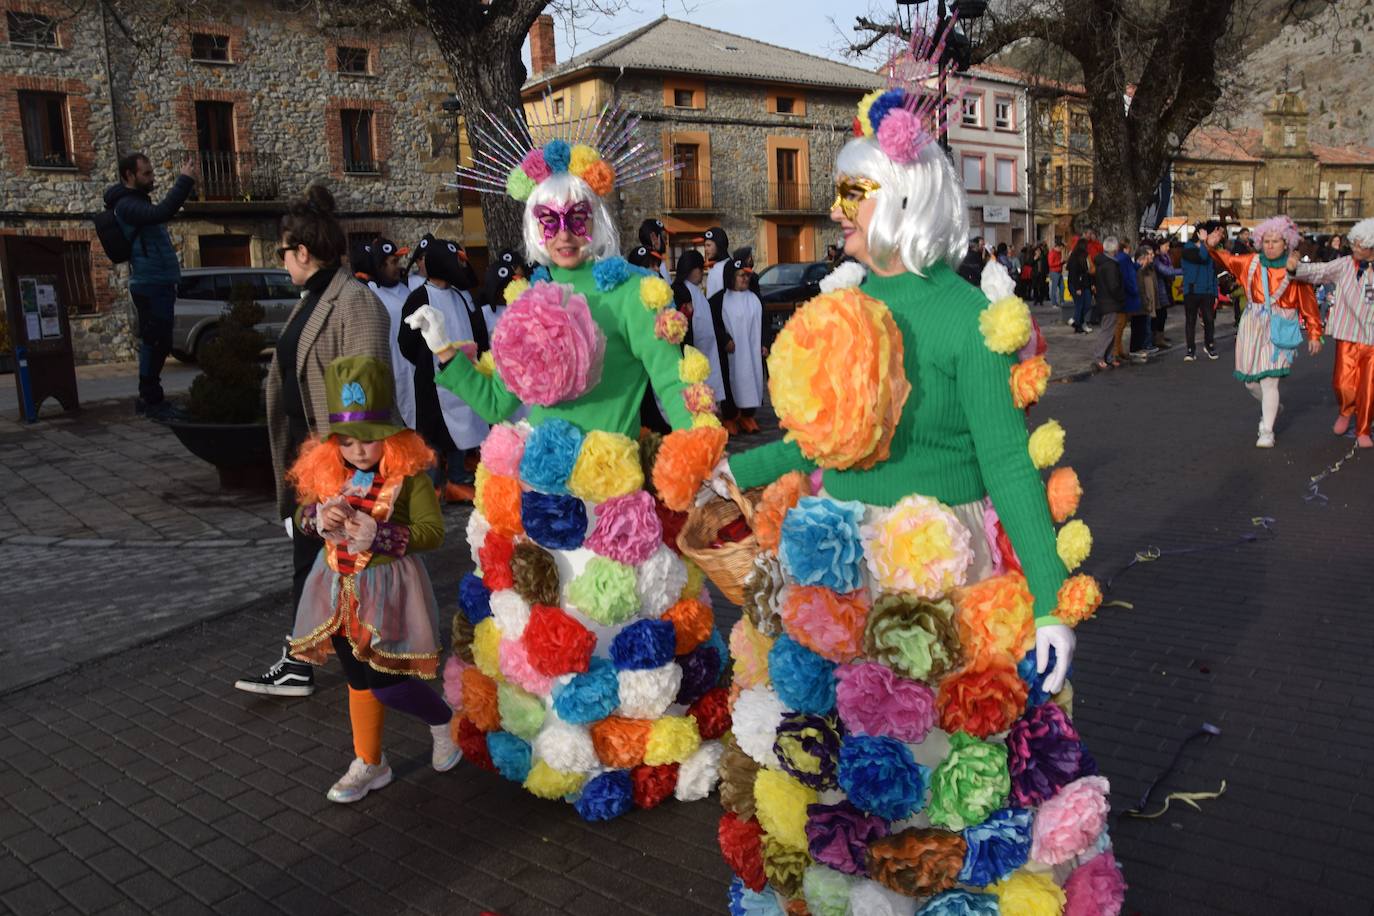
172,268,299,363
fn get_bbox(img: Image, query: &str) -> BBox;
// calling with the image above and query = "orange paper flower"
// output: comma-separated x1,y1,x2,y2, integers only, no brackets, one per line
662,597,715,655
954,573,1035,660
753,471,812,552
1054,573,1104,627
461,667,501,733
652,427,729,511
936,653,1027,739
590,716,653,768
1046,467,1082,523
482,474,524,537
1010,355,1051,409
582,159,616,196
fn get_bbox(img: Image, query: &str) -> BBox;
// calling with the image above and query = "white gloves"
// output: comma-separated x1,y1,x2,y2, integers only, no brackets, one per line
1035,623,1076,695
695,456,736,506
980,259,1016,301
404,304,450,354
283,517,293,539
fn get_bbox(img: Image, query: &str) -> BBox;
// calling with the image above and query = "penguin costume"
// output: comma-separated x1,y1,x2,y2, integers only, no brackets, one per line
405,233,433,290
477,248,524,333
672,249,727,404
365,237,417,429
638,218,671,281
709,255,763,431
397,239,490,497
703,226,731,297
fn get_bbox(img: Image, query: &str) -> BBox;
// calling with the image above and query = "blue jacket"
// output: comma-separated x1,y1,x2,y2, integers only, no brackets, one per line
102,175,195,289
1181,241,1218,296
1117,252,1141,313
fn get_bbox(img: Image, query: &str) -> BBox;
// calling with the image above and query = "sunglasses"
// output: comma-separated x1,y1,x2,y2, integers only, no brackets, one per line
532,202,593,243
832,177,882,220
276,244,299,262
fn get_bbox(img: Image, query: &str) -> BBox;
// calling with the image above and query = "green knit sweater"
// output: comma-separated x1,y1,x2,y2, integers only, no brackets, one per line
730,263,1067,627
434,261,694,436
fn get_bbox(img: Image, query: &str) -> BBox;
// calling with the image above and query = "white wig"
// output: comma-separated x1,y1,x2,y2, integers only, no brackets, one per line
522,173,621,267
834,136,968,275
1348,217,1374,248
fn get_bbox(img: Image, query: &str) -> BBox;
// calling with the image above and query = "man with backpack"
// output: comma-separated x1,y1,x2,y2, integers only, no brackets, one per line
100,152,197,419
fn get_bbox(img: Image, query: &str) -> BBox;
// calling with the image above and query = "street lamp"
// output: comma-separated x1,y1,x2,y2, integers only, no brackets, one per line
895,0,987,150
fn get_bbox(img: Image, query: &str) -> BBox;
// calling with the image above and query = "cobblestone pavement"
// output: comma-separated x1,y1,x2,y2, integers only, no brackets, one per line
2,334,1372,915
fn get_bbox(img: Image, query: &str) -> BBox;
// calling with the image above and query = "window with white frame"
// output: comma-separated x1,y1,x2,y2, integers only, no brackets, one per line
961,96,981,128
994,96,1014,130
962,154,984,191
995,158,1015,194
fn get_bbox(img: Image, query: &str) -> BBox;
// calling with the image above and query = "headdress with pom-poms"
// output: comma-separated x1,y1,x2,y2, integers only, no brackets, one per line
855,18,973,165
451,97,675,203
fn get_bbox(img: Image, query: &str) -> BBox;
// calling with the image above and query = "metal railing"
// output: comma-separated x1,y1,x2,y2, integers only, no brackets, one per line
1199,197,1364,222
665,178,713,211
761,182,832,213
181,150,281,201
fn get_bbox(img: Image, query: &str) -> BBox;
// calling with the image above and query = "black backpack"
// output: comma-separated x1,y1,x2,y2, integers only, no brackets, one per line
93,205,141,264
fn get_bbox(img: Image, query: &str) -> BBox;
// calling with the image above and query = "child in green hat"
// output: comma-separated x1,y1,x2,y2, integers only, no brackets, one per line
286,355,459,802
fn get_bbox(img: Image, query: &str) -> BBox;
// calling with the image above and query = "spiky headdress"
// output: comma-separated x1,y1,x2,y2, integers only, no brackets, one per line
854,19,971,164
451,100,673,202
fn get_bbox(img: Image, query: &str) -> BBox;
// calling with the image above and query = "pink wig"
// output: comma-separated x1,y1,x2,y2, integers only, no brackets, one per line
1251,215,1300,250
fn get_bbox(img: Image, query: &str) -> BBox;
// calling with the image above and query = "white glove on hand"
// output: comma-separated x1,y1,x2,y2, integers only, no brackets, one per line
980,259,1016,301
1035,623,1076,695
283,517,293,540
694,456,736,507
404,304,450,354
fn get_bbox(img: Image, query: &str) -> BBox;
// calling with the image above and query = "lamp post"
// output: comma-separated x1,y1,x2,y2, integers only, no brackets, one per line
895,0,986,152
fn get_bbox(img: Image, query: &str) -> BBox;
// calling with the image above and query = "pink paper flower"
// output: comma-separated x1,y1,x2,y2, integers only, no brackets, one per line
655,308,688,344
1030,775,1111,866
480,423,527,479
585,490,663,566
834,660,936,743
491,282,605,406
520,148,551,183
779,586,869,663
1064,851,1128,916
877,107,926,164
442,654,469,711
499,638,554,695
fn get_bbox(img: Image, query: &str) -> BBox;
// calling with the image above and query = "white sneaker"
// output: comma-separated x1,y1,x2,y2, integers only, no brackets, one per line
431,722,462,772
327,756,392,803
1256,430,1275,448
1064,319,1075,326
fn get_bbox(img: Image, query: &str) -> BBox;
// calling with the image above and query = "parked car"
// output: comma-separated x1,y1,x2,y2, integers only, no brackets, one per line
172,267,299,363
756,260,833,348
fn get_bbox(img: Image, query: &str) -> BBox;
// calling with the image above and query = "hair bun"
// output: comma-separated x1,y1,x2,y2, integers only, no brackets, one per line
304,184,337,216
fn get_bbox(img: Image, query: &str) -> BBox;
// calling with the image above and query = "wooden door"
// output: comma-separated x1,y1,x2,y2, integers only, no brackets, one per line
195,101,237,199
198,235,251,268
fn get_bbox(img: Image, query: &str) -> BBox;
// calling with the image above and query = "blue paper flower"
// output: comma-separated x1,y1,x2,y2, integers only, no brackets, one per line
486,731,531,784
705,628,730,685
675,643,721,706
575,769,634,821
867,88,908,135
520,418,583,493
837,735,929,821
728,877,785,916
778,497,866,593
958,807,1033,887
543,139,571,173
592,256,632,291
521,491,588,550
552,657,620,724
915,890,1000,916
768,634,836,715
530,265,551,283
458,572,492,624
1017,646,1066,709
609,619,677,671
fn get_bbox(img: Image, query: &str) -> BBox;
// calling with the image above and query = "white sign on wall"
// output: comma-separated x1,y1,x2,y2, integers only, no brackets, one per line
982,205,1011,224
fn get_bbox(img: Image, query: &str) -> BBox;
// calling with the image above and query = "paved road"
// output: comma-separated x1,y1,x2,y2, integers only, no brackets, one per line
2,333,1371,914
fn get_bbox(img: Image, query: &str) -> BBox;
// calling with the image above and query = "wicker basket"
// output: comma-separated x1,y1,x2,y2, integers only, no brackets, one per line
676,478,761,606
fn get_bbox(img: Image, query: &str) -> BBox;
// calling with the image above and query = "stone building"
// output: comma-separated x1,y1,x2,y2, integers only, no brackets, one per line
0,0,462,364
519,15,884,267
1174,90,1374,235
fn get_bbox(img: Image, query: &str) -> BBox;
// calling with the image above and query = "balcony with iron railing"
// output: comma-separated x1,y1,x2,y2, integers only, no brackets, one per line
664,177,714,212
180,150,282,202
759,181,832,214
1201,197,1364,222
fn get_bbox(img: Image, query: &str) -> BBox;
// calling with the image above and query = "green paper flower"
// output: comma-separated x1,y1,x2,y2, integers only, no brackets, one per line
498,682,546,740
926,731,1011,831
567,557,639,625
506,165,536,201
802,864,854,916
863,592,963,682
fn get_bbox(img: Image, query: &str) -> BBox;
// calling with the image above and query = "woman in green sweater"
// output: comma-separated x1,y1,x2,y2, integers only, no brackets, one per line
402,117,729,820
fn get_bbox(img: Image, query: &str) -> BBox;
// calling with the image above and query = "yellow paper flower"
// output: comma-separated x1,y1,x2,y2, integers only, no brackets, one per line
643,716,702,766
475,350,496,377
862,494,974,598
473,463,491,516
753,768,818,851
640,275,673,311
683,558,706,600
980,296,1033,354
991,869,1066,916
523,760,586,799
503,277,530,305
955,573,1035,659
768,287,909,469
679,346,710,384
567,430,643,503
472,617,504,681
729,616,774,688
1046,466,1082,523
568,144,600,178
1055,573,1103,626
1011,355,1051,408
855,88,885,137
1028,419,1066,469
1056,519,1092,571
692,412,723,429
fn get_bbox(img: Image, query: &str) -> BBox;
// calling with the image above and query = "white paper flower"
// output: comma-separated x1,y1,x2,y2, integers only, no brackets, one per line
848,879,917,916
980,258,1016,301
635,544,688,618
732,686,786,769
674,740,724,801
819,260,866,293
616,663,682,719
489,589,532,639
532,717,599,774
466,510,491,567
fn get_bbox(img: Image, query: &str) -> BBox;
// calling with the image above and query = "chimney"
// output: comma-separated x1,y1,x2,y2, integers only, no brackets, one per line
530,15,556,76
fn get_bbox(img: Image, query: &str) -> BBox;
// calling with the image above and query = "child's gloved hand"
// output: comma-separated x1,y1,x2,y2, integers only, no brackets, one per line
404,305,451,354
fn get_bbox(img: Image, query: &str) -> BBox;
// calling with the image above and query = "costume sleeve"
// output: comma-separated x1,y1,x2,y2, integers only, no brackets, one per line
1295,258,1345,285
728,439,816,489
621,286,696,430
391,475,445,554
1206,246,1250,278
1287,280,1324,340
433,354,522,424
955,320,1068,627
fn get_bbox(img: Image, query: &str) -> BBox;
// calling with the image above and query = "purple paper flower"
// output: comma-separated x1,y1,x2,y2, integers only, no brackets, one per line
675,643,721,706
1006,702,1095,806
773,712,842,790
805,800,888,875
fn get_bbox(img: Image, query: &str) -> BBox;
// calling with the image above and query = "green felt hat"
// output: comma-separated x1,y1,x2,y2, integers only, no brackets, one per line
324,356,404,441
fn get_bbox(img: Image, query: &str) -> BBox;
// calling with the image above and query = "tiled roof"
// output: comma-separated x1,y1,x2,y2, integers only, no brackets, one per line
524,16,886,92
1183,127,1374,166
1310,142,1374,165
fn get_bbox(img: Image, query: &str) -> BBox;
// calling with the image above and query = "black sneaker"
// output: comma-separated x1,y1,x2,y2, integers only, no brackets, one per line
1205,347,1219,360
235,646,315,696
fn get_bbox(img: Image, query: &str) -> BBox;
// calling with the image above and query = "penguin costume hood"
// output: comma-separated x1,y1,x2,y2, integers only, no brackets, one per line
703,226,730,260
638,218,666,251
482,249,523,308
367,237,409,288
627,244,657,271
405,233,434,273
424,239,469,289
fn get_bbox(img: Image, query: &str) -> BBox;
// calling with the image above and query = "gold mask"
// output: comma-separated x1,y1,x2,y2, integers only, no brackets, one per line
833,177,882,220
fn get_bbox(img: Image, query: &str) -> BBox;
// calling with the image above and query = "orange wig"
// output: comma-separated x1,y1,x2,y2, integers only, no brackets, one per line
287,429,436,504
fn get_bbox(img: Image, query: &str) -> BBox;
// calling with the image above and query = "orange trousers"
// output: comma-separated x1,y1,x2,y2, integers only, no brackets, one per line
1332,339,1374,437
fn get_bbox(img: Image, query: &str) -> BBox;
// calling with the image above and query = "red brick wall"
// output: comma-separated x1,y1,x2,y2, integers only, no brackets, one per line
0,0,75,48
174,21,250,64
0,74,95,174
173,86,254,155
325,97,393,179
325,38,383,76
